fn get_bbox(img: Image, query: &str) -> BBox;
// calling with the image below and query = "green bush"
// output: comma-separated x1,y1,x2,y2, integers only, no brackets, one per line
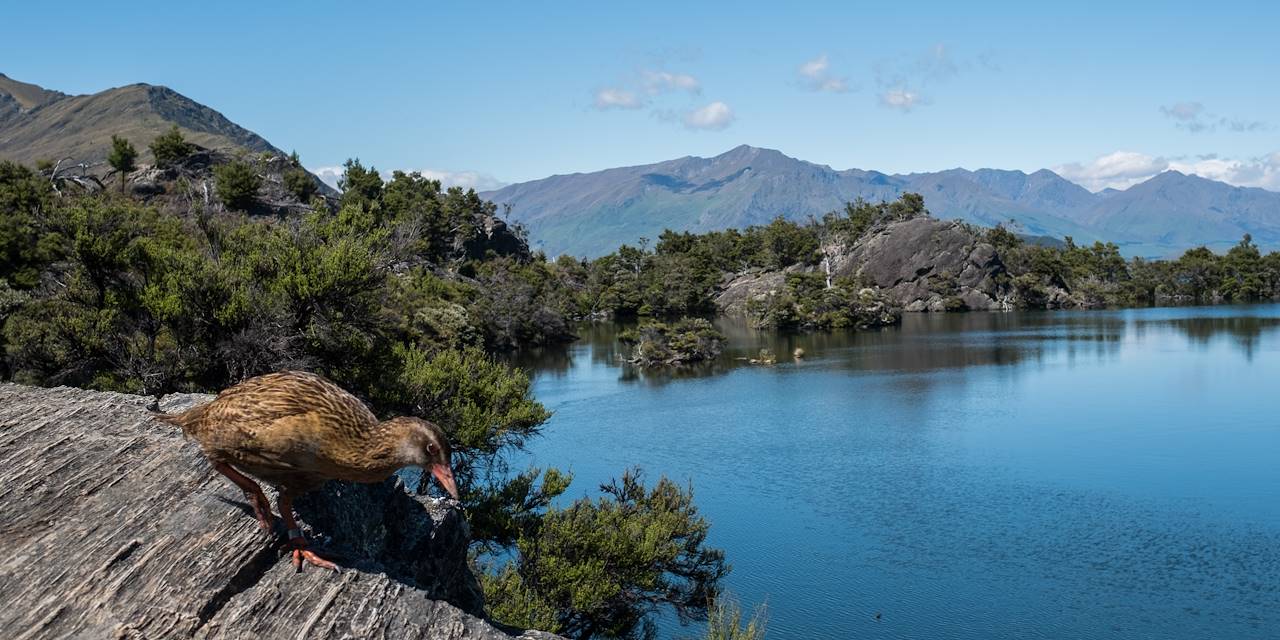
149,125,195,168
283,166,317,201
482,469,728,639
213,160,262,211
745,273,900,331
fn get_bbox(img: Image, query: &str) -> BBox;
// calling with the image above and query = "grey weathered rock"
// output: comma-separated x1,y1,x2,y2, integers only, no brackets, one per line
714,218,1012,317
0,383,561,640
833,217,1011,311
124,148,334,217
714,269,788,317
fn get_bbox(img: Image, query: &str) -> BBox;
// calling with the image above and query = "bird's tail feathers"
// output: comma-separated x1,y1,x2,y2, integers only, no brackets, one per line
150,409,193,434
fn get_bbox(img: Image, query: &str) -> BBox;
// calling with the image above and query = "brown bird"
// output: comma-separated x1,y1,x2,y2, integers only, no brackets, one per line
156,370,459,571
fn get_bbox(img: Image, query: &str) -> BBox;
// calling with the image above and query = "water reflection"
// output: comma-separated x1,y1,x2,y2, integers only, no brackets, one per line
1135,314,1280,361
508,306,1279,385
516,303,1280,639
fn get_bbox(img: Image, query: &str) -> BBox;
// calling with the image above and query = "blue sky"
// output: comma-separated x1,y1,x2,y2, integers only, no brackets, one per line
3,1,1278,190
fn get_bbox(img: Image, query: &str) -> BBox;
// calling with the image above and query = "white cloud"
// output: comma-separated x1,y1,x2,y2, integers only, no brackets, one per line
798,54,850,93
1054,151,1170,191
799,54,830,79
311,166,345,190
1053,150,1280,192
592,70,701,112
879,88,923,112
308,166,507,192
642,70,701,95
593,87,643,110
1167,153,1280,190
682,101,735,131
410,169,508,192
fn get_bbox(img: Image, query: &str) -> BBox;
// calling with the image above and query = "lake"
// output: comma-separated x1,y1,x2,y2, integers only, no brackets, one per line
512,305,1280,639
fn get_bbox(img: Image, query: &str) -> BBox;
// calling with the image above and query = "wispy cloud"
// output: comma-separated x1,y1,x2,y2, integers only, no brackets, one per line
879,88,925,112
1159,102,1268,134
591,69,701,111
594,65,732,130
309,166,507,192
872,43,974,112
594,87,643,110
682,101,735,131
1053,150,1280,192
798,54,850,93
642,70,701,95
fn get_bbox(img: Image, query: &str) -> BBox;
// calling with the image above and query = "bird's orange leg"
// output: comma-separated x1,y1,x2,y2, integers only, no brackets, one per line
212,462,275,533
278,491,339,572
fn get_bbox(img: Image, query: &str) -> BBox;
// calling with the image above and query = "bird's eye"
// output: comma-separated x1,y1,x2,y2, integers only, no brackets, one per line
426,443,439,456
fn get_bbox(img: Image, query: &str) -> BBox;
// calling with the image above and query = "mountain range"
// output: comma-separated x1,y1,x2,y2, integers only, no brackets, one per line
4,73,1277,260
481,145,1280,258
0,73,283,167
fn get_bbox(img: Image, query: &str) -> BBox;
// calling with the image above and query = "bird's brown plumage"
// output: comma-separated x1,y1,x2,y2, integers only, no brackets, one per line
157,371,449,494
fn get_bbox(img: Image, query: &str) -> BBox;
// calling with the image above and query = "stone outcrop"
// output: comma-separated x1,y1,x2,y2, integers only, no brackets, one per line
0,383,561,640
714,217,1013,316
833,217,1010,311
125,147,335,217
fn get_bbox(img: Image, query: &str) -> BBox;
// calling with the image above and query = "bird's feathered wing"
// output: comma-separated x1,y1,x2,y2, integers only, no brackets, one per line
156,371,384,487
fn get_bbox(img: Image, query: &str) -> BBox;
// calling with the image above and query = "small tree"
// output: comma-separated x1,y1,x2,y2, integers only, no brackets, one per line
107,135,137,192
280,150,317,202
338,158,384,211
482,469,728,639
213,160,261,211
149,125,195,168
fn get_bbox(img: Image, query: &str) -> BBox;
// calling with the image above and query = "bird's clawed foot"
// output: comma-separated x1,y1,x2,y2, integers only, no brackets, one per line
287,530,339,572
246,491,275,533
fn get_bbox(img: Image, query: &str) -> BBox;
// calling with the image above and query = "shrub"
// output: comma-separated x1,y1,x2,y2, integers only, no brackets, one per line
149,125,195,168
283,166,317,202
213,160,261,211
482,469,728,639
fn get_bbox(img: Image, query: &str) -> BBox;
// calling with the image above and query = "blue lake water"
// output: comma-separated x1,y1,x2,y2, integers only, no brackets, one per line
512,305,1280,639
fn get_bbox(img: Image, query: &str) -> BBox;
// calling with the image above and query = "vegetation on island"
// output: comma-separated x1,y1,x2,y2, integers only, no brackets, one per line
985,225,1280,307
619,317,725,366
0,132,730,639
565,190,1280,322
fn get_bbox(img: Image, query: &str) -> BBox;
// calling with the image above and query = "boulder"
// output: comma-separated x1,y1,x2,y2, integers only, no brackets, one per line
0,383,561,640
833,217,1011,311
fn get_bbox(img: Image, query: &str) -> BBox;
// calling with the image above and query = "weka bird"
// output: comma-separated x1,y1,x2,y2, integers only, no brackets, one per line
156,370,459,571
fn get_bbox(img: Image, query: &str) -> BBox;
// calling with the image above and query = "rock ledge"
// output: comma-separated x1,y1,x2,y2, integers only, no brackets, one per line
0,383,560,640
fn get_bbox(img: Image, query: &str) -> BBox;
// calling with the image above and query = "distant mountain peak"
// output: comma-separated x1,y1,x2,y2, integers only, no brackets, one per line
0,73,331,192
481,148,1280,258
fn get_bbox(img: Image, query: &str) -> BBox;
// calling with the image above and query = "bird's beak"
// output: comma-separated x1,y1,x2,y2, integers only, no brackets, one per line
431,463,459,500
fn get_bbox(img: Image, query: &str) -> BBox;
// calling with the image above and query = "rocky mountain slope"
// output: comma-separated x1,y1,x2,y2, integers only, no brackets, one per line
481,145,1280,258
0,383,560,640
0,73,292,172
